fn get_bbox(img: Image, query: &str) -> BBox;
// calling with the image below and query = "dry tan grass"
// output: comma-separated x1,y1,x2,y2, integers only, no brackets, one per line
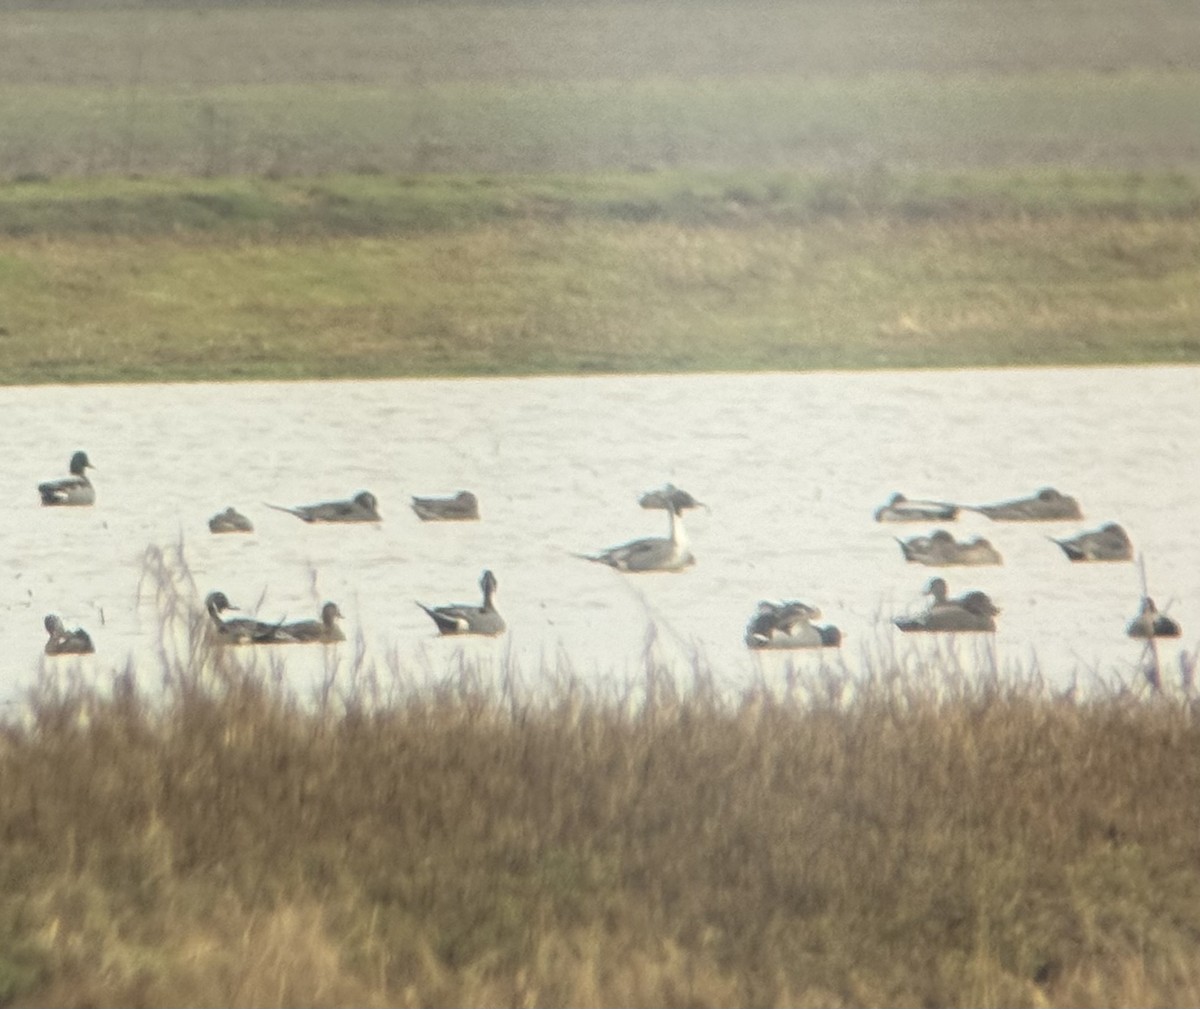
2,553,1200,1006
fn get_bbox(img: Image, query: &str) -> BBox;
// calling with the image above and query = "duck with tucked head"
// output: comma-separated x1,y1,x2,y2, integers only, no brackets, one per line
968,487,1082,522
744,600,841,650
38,451,96,507
208,507,254,534
639,483,704,512
1126,597,1181,639
874,492,958,523
204,591,289,644
411,490,480,522
577,500,695,573
894,577,1000,633
279,601,345,643
43,614,94,655
266,491,380,524
897,529,1003,567
417,570,505,636
1052,522,1132,562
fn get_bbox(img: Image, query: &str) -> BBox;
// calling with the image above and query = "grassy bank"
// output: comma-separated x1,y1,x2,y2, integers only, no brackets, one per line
3,170,1200,383
3,587,1200,1006
3,0,1200,381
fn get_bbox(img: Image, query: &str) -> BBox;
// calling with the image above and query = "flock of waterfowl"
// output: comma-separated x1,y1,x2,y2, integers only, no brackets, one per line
35,450,499,654
749,485,1173,648
35,449,1179,660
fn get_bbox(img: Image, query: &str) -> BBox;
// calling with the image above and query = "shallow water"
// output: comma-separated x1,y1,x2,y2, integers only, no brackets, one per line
4,365,1198,703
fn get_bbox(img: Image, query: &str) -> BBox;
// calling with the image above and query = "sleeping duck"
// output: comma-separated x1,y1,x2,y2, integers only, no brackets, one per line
897,529,1003,567
43,614,95,655
208,506,254,534
266,490,381,523
967,487,1082,522
874,492,958,523
411,490,480,521
744,600,841,649
1052,522,1132,562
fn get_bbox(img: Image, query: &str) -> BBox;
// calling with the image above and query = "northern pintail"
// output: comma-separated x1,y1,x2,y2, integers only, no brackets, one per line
897,529,1003,567
874,493,958,523
417,570,506,636
204,591,288,644
967,487,1082,522
279,601,345,643
639,483,704,512
411,490,480,521
578,501,695,572
266,490,381,523
1052,522,1132,562
1126,597,1181,639
894,577,1000,633
208,507,254,534
38,451,96,507
43,614,94,655
744,600,841,650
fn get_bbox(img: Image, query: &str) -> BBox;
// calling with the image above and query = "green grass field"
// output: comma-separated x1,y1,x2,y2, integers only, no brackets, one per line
2,0,1200,382
2,170,1199,382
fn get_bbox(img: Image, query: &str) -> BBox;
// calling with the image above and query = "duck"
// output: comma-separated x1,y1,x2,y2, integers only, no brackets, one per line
894,577,1000,633
744,600,841,649
43,614,94,655
638,483,704,512
279,601,345,643
411,490,480,521
417,570,506,636
266,490,381,523
1126,597,1181,639
1052,522,1132,562
874,492,958,523
38,451,96,506
967,487,1082,522
208,506,254,534
204,591,289,644
577,501,695,572
897,529,1003,566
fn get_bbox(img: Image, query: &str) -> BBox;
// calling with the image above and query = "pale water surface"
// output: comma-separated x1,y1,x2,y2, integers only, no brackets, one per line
3,366,1198,703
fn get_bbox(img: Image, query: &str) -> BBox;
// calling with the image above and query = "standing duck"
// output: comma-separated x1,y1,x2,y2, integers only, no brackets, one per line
38,451,96,506
578,501,695,572
894,577,1000,633
417,570,505,636
43,614,94,655
266,491,381,523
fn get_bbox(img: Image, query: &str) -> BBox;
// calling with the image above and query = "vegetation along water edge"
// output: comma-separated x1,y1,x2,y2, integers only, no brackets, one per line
4,550,1200,1008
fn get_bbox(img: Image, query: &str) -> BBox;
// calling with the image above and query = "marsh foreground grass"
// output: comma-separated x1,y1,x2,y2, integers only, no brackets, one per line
4,553,1200,1007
